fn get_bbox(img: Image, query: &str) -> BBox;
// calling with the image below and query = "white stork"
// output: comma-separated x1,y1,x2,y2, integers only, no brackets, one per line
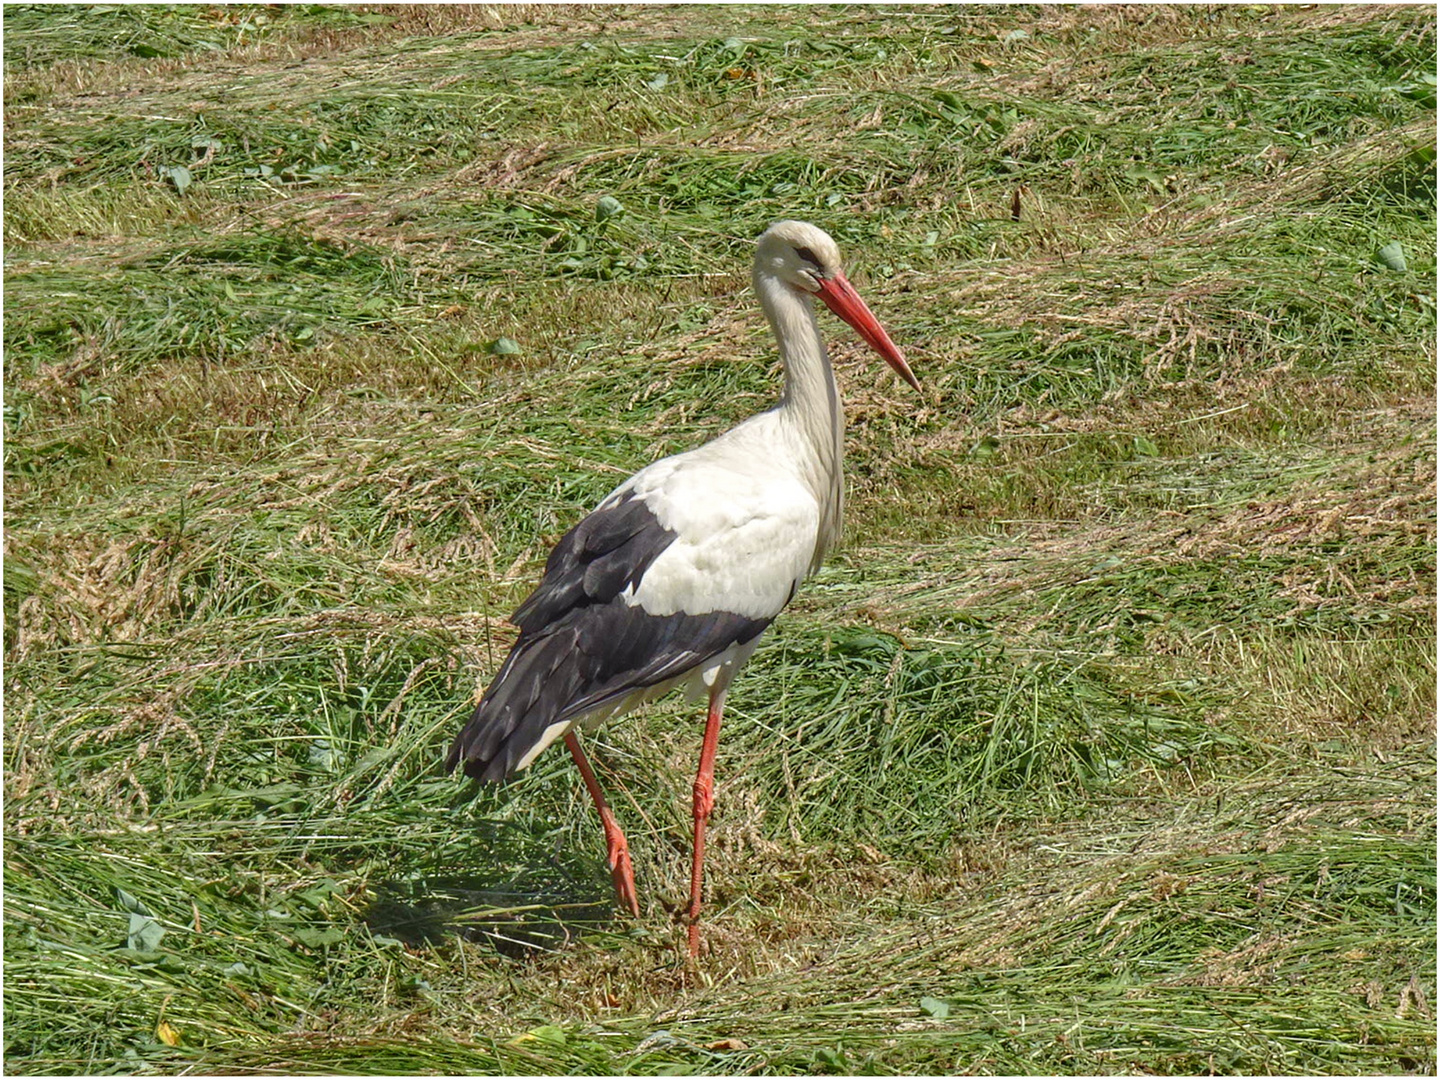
446,220,918,956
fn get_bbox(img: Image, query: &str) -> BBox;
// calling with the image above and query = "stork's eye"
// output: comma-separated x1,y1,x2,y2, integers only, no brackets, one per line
794,245,823,269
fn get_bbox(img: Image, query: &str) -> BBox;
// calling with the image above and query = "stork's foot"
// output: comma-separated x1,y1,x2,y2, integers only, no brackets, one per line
607,837,641,918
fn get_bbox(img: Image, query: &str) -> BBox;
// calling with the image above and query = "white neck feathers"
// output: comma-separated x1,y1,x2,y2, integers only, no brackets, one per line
753,268,845,567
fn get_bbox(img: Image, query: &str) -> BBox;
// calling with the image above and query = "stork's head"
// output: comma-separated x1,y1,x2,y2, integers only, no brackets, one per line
755,220,920,392
755,219,845,292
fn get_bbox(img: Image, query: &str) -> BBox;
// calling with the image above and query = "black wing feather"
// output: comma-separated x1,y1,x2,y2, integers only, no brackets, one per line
511,493,665,632
446,492,770,782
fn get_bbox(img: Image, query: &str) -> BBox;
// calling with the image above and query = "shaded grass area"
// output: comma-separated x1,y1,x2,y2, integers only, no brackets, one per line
4,3,1436,1076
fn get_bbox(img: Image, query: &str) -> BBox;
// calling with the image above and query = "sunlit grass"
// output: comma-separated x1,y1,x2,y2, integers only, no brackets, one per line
4,4,1434,1075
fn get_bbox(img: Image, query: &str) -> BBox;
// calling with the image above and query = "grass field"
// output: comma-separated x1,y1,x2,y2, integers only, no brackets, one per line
3,3,1436,1075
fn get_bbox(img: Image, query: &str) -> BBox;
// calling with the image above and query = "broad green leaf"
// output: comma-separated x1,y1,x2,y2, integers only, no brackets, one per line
292,926,346,948
510,1024,567,1047
1124,166,1167,194
128,912,165,952
308,739,337,771
116,888,151,916
1375,241,1407,272
920,995,951,1019
595,195,624,222
163,165,192,196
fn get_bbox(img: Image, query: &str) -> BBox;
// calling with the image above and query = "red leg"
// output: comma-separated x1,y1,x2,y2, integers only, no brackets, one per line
687,685,728,957
565,731,640,917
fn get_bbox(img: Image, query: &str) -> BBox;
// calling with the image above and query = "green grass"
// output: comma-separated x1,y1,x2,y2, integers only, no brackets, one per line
4,4,1435,1075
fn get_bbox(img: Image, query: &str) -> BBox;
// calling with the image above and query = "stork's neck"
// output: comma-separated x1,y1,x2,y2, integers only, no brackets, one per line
754,268,845,563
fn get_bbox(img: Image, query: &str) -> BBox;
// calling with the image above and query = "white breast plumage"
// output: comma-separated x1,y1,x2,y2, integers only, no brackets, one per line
614,431,820,621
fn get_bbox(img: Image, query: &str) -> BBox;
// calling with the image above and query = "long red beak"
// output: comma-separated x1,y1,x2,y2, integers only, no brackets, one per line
815,272,920,392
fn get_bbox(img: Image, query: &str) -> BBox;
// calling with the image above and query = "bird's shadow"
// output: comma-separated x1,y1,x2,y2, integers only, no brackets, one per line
363,817,616,959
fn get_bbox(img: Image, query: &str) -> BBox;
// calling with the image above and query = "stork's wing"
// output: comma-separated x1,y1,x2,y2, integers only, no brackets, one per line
445,457,820,782
509,489,671,633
